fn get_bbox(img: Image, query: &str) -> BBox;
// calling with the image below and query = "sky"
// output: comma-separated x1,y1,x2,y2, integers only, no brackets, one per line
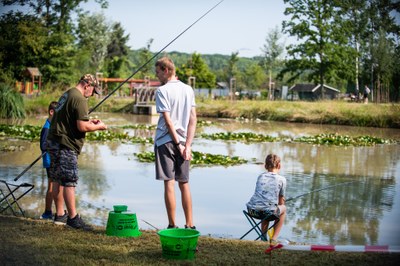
0,0,291,58
79,0,291,58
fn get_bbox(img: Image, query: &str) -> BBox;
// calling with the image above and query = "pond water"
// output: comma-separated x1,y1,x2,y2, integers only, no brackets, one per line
1,112,399,246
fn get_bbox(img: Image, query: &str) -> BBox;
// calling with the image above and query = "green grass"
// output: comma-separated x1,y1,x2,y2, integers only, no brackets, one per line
196,99,400,128
0,215,398,265
21,92,400,128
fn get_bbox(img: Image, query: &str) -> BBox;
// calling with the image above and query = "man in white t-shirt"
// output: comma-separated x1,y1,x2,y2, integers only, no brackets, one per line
154,57,197,230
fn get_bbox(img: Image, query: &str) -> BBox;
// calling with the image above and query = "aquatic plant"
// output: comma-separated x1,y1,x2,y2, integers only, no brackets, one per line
200,132,398,146
0,124,40,140
1,124,397,147
134,151,248,166
86,130,153,144
201,132,281,142
294,133,396,146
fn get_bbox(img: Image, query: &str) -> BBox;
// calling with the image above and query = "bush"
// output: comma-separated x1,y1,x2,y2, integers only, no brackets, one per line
0,83,26,118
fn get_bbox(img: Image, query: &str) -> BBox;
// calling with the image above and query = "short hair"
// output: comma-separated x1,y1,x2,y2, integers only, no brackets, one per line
265,154,281,171
48,101,58,112
155,57,176,77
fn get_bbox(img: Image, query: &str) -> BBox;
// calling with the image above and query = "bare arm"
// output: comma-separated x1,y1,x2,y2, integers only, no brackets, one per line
162,107,197,160
162,111,181,145
185,107,197,147
76,119,107,132
182,107,197,160
278,195,285,206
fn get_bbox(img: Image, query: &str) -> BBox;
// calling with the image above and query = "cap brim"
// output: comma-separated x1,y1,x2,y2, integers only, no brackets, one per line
93,87,100,95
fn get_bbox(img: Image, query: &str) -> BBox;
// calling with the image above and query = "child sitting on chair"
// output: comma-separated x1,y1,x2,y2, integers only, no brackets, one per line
246,153,287,246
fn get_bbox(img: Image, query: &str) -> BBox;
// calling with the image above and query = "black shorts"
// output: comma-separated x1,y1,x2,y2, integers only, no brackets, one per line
247,207,280,221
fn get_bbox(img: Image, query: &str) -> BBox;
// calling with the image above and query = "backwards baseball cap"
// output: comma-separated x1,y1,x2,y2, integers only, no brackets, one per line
80,74,100,95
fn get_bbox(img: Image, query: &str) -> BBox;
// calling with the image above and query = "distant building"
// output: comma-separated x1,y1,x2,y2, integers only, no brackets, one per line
289,84,340,100
16,67,42,95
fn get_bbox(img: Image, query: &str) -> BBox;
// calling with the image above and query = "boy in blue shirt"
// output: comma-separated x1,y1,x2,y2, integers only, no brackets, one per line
40,101,59,219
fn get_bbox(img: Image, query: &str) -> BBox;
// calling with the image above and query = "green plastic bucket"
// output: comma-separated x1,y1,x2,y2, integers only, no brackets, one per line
106,205,141,237
158,228,200,260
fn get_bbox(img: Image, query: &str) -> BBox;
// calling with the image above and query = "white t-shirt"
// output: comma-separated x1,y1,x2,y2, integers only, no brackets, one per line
154,80,196,147
246,172,286,211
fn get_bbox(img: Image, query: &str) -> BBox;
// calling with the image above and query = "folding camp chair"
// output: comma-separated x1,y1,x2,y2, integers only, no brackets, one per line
240,209,280,241
0,179,34,217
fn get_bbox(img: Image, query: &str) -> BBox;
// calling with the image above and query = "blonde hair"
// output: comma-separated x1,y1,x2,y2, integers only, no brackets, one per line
265,154,281,171
155,57,176,77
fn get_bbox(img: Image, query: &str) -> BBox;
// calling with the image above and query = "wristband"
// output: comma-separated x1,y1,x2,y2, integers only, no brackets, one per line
175,142,180,146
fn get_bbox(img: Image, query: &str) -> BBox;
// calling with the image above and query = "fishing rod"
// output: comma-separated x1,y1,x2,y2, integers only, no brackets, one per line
285,180,357,202
13,0,224,182
13,153,43,181
141,219,159,230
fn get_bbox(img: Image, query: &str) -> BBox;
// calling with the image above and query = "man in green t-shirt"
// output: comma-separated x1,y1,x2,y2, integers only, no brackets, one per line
48,74,107,230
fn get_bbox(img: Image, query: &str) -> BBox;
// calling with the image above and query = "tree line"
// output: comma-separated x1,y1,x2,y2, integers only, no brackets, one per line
0,0,399,102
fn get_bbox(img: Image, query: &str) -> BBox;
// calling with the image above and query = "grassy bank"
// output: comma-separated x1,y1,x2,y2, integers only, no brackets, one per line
195,99,400,128
24,94,400,128
0,215,399,266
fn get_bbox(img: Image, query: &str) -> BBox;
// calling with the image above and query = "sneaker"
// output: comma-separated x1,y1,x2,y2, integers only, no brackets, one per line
184,225,196,229
167,224,178,229
54,211,68,225
40,211,53,220
66,214,93,231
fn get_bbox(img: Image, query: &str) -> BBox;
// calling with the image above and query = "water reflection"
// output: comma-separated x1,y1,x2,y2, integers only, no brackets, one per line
287,174,395,245
0,113,399,246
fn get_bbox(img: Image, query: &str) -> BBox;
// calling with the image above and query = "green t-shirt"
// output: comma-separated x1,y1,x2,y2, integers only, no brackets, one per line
48,88,89,154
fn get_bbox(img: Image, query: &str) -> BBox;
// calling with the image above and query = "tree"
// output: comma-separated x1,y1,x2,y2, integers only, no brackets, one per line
221,52,240,98
76,12,111,73
0,0,108,85
362,0,399,102
242,64,265,93
0,12,46,82
281,0,352,98
136,39,154,79
260,26,285,100
333,0,369,95
103,22,131,78
176,53,216,90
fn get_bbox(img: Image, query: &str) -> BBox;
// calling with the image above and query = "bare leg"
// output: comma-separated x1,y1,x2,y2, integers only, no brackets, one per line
45,178,53,212
272,205,286,240
179,181,193,227
52,181,65,216
164,180,176,226
261,220,270,235
64,186,77,218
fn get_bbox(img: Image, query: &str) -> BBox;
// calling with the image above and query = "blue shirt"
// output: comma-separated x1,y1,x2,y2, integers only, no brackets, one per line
40,119,51,168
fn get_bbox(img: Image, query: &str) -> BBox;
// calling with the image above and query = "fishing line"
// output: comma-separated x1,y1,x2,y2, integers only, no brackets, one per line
12,0,224,182
285,180,357,202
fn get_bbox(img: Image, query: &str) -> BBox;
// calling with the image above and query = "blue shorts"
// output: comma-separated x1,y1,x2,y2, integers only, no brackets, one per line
48,140,79,187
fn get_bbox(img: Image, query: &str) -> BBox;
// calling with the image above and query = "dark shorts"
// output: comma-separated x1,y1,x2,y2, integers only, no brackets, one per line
247,207,280,221
155,141,190,182
45,168,53,181
48,140,79,187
